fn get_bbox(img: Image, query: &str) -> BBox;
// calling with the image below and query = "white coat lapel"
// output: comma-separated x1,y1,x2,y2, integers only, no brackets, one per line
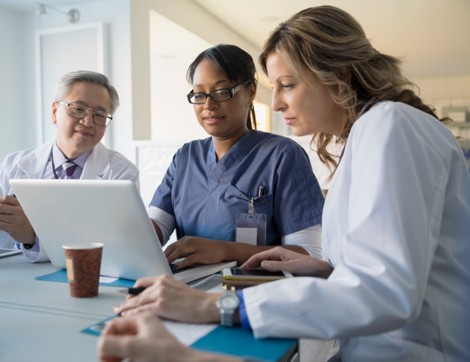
16,142,53,179
80,143,110,179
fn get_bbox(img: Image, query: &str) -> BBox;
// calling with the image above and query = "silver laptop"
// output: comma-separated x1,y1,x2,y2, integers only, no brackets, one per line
9,179,235,282
0,248,22,258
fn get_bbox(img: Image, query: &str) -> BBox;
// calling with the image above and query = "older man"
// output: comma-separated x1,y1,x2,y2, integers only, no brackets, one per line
0,70,139,262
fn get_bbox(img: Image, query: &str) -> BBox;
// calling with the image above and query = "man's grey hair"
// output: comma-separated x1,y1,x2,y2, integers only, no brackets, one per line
54,70,120,114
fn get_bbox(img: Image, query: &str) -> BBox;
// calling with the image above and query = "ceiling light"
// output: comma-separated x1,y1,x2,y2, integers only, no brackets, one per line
36,2,81,24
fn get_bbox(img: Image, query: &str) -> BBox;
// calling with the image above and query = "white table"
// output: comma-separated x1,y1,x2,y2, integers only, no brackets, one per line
0,255,128,361
1,254,340,362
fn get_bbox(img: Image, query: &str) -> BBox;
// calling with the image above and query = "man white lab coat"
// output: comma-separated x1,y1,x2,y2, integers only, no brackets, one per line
0,141,139,261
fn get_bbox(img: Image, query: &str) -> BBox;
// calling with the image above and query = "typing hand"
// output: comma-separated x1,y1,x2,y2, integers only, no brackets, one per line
114,274,220,324
164,236,230,268
241,246,333,278
0,195,36,245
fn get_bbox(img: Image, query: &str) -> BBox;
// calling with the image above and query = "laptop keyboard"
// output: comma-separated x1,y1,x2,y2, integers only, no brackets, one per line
188,274,224,291
170,263,195,274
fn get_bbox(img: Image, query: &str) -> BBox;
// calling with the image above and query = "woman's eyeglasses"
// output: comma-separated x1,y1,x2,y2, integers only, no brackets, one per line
187,81,250,105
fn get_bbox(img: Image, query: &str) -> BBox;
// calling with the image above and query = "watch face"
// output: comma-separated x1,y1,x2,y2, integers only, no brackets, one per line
220,294,239,309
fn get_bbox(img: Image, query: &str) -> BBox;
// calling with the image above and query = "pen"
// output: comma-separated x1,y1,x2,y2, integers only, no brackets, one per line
128,286,147,295
258,185,265,197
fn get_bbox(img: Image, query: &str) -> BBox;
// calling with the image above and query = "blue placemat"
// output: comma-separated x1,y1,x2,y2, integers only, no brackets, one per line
192,326,297,362
82,315,118,336
36,269,135,287
82,315,297,362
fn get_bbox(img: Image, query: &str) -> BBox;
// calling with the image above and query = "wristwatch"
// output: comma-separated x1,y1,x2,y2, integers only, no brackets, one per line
216,288,240,327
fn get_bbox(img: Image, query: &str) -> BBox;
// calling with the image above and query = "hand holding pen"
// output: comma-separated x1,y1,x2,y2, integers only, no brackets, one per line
128,286,147,296
114,274,220,324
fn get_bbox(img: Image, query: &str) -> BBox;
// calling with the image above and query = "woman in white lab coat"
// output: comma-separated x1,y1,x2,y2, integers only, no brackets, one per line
0,70,139,262
98,6,470,362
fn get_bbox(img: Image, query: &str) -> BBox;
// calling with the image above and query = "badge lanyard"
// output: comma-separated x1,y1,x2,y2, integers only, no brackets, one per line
235,185,267,246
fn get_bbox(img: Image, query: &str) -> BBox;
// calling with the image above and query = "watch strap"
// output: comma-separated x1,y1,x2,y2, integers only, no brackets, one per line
218,288,239,327
220,309,235,327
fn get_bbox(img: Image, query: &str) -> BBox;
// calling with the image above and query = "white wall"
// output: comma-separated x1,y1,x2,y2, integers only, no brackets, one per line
1,0,468,168
0,0,275,163
149,10,210,144
0,0,134,162
0,7,28,160
130,0,273,144
413,75,470,114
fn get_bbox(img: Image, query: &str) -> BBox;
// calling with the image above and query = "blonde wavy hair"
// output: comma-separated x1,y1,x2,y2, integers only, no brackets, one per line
259,5,445,174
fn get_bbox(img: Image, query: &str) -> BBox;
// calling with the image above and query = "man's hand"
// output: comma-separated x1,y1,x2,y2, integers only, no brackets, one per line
0,195,36,245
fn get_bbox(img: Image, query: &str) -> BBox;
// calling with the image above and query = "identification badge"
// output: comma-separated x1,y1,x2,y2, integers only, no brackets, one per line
235,189,267,246
235,185,266,246
235,213,267,246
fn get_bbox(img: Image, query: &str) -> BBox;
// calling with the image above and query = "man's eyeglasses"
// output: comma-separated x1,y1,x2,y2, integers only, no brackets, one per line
187,81,250,105
57,101,113,127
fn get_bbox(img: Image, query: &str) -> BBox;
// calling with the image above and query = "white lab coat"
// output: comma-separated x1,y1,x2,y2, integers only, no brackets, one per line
0,141,139,262
243,102,470,361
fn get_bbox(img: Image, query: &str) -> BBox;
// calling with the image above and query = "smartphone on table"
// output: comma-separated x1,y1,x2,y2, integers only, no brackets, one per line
221,267,293,288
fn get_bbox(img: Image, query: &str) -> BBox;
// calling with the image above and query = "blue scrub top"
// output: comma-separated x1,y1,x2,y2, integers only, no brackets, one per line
150,131,324,245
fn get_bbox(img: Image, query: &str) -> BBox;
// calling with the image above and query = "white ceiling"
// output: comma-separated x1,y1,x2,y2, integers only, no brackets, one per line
1,0,469,79
194,0,470,79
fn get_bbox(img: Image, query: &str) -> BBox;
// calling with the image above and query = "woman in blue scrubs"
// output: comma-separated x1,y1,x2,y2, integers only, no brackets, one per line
148,44,325,268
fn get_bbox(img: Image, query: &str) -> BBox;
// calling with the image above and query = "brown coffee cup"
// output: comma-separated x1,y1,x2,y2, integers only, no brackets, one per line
63,242,103,298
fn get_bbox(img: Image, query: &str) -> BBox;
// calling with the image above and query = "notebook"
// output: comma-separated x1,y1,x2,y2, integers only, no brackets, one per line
9,179,235,282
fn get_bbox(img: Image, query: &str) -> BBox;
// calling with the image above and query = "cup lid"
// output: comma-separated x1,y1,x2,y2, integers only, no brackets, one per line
63,242,103,250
